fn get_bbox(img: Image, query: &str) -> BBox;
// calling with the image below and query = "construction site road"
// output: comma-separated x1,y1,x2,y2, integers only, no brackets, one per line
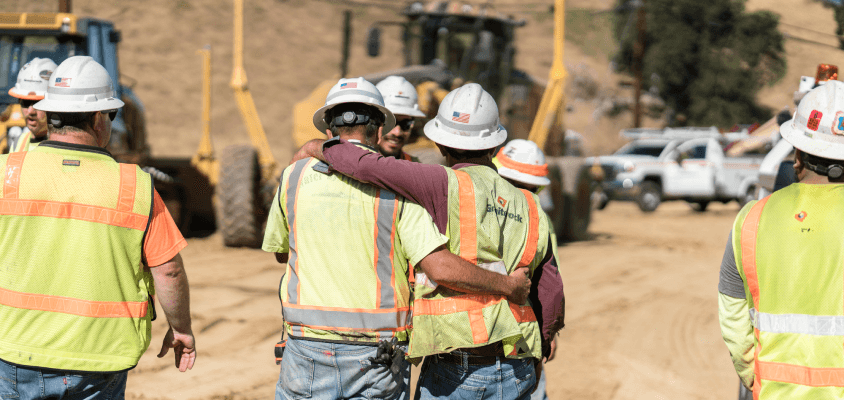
126,201,740,400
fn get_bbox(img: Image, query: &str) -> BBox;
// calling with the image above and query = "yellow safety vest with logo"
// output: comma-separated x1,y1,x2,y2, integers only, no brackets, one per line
734,183,844,398
11,129,39,153
409,165,549,359
0,142,154,372
277,157,415,344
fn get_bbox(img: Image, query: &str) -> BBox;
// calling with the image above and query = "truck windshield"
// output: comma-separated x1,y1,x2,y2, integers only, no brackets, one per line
616,144,666,157
0,35,75,105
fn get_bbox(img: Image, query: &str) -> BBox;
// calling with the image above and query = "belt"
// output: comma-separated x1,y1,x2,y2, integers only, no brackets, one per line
435,342,505,366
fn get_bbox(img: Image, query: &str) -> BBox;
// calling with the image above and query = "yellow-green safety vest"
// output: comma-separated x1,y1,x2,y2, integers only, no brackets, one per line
278,158,413,344
11,129,39,153
0,142,154,372
734,183,844,398
409,165,549,359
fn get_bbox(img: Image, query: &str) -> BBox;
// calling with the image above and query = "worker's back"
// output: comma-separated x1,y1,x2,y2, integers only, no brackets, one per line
272,153,441,344
410,164,548,359
735,182,844,398
0,143,154,372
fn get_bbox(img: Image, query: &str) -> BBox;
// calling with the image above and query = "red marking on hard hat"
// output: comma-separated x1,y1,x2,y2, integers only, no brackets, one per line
808,110,823,131
795,211,807,222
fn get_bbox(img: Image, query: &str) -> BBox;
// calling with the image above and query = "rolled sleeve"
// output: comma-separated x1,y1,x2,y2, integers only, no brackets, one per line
396,201,448,267
261,185,289,254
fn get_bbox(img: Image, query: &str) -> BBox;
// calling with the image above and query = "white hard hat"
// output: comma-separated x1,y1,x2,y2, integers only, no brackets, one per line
8,58,58,100
423,83,507,150
376,76,426,118
313,77,396,134
495,139,551,186
780,80,844,160
34,56,124,113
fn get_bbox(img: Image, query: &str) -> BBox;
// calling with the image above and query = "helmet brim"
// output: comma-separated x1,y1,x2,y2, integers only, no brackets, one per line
8,88,45,101
34,97,125,113
423,119,507,150
498,166,551,186
780,116,844,160
386,105,426,118
313,102,396,135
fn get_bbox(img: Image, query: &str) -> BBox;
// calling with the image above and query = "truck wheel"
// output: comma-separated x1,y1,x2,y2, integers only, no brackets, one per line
218,145,263,248
637,181,661,212
689,201,709,212
591,184,609,210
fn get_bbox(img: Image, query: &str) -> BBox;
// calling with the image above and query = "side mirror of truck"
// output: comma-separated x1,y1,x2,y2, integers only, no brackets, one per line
367,26,381,57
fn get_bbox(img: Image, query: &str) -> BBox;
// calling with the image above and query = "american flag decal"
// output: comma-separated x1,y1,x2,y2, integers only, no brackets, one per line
340,82,357,89
452,111,470,123
54,78,71,87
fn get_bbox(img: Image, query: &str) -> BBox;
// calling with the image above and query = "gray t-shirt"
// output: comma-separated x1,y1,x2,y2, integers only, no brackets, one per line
719,231,747,299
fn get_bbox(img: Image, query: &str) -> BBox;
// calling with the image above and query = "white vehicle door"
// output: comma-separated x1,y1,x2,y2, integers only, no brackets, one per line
662,138,716,197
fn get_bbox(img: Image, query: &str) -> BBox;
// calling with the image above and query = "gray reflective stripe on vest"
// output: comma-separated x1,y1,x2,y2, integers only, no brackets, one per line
284,159,310,305
284,306,409,331
750,308,844,336
375,189,397,309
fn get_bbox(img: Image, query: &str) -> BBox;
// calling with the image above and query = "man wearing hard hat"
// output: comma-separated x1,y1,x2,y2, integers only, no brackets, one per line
0,56,195,399
719,80,844,398
264,77,531,400
493,139,562,400
375,76,426,161
5,58,57,152
294,83,565,399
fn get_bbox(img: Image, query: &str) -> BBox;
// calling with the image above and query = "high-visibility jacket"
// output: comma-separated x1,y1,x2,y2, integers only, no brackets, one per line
276,157,433,344
409,165,549,359
10,128,39,153
734,183,844,398
400,152,420,163
0,142,154,372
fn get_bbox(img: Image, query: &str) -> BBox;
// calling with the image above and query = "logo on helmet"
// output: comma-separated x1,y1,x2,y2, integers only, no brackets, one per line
340,82,357,89
833,111,844,136
54,77,71,87
39,70,53,81
807,110,823,131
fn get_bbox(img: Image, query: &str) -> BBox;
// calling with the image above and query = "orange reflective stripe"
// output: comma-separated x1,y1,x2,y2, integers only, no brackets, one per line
4,152,26,199
401,152,412,161
413,294,537,322
496,149,549,176
741,197,769,310
517,189,540,268
117,164,136,213
758,360,844,387
0,199,149,230
0,287,147,318
468,308,489,344
453,170,477,264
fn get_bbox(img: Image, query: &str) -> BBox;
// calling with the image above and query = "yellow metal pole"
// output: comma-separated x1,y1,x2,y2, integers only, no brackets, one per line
527,0,567,153
230,0,278,182
191,45,218,185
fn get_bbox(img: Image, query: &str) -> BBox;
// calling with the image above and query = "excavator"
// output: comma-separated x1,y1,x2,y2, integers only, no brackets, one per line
292,0,594,241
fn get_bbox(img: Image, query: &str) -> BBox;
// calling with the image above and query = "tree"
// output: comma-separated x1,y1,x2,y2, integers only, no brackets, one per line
613,0,786,127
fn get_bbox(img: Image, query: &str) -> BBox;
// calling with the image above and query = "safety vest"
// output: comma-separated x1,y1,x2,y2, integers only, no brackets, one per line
409,165,548,359
0,142,154,372
278,157,413,344
400,152,419,162
734,183,844,399
10,129,38,153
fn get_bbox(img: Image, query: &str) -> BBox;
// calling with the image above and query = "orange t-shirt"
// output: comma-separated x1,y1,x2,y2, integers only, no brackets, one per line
144,190,187,267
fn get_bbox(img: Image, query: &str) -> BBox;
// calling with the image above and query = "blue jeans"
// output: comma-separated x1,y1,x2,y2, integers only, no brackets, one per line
0,358,127,400
275,337,410,400
415,354,537,400
529,370,548,400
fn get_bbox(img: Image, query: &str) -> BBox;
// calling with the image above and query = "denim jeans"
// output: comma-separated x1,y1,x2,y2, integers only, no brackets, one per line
415,353,537,400
275,337,410,400
0,358,127,400
528,370,548,400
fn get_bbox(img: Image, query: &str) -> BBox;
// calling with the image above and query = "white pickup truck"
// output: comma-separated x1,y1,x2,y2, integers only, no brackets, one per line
596,137,763,212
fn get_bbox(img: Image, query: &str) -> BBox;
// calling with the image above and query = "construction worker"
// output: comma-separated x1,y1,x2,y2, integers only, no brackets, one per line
719,80,844,398
492,139,561,400
295,83,565,399
0,56,195,400
264,77,532,400
375,76,426,161
5,57,57,153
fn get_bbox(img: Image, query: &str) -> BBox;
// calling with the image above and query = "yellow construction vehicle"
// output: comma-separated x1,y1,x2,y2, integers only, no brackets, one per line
292,0,593,241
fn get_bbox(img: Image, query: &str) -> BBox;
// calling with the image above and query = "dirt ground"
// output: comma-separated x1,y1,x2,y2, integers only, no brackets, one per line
120,200,740,400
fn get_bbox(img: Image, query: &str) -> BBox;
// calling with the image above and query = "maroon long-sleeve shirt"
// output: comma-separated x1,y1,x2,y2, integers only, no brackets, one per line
320,138,565,344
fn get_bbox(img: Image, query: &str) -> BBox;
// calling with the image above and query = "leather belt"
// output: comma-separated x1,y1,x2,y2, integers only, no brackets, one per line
435,342,505,366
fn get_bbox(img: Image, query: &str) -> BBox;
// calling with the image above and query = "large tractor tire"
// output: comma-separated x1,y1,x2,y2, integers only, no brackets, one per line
218,145,263,248
548,157,593,242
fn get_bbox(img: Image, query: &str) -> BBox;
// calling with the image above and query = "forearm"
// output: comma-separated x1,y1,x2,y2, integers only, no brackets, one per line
151,254,192,334
719,292,755,389
419,248,514,296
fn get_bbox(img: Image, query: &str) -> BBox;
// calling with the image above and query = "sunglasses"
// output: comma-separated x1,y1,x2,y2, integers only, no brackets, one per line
396,119,415,131
19,99,37,109
101,109,118,121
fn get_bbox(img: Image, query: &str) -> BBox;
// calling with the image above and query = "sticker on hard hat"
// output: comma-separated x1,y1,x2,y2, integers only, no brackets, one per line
340,82,357,89
807,110,822,131
833,111,844,136
54,78,71,87
39,70,53,80
452,112,470,123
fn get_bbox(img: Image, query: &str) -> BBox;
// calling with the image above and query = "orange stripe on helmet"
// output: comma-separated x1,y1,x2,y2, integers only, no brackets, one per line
0,287,147,318
517,189,540,268
453,170,477,264
496,149,549,177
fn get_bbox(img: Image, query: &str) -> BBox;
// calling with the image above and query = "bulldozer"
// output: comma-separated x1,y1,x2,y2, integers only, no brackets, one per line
292,0,593,241
0,5,217,235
